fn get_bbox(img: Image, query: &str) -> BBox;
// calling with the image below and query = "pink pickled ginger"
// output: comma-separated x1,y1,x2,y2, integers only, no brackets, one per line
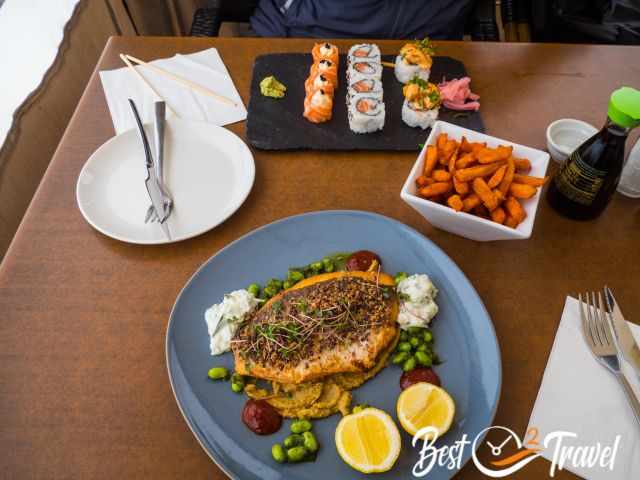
438,77,480,111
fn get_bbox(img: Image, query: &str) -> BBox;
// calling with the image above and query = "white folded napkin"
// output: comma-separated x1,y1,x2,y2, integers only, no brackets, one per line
99,48,247,134
528,296,640,480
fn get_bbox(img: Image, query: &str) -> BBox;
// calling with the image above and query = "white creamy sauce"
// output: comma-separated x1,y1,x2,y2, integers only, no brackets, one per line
311,89,330,107
318,61,331,72
313,75,326,89
320,44,332,56
205,289,259,355
396,274,438,329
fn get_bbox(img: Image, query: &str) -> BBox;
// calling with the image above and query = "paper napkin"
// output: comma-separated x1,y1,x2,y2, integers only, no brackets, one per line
99,48,247,134
528,296,640,480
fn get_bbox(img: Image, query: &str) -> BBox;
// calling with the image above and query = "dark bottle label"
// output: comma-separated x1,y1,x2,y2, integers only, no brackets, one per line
553,151,608,206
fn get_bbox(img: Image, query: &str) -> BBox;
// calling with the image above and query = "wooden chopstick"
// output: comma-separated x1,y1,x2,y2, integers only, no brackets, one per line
119,54,179,118
124,54,238,107
381,61,395,68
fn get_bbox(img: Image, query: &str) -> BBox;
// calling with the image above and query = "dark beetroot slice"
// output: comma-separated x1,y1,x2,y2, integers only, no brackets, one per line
345,250,382,272
400,368,441,390
242,399,282,435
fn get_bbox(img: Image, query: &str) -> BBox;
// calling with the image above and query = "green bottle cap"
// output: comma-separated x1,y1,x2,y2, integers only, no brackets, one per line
608,86,640,129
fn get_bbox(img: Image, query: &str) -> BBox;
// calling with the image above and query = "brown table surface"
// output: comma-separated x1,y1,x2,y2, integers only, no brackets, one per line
2,37,639,479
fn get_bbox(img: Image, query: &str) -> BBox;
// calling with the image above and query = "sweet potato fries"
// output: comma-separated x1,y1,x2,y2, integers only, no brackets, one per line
414,133,547,229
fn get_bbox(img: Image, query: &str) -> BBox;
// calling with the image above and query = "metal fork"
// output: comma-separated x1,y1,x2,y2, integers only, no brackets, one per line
144,101,173,223
579,291,640,426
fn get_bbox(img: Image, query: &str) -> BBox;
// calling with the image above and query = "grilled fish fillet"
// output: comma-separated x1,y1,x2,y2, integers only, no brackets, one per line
232,271,399,384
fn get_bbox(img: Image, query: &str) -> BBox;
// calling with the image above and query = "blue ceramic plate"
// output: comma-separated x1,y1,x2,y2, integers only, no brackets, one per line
166,210,501,479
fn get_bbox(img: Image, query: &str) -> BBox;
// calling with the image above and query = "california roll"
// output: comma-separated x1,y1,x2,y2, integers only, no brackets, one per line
347,77,383,99
348,43,381,63
348,95,385,134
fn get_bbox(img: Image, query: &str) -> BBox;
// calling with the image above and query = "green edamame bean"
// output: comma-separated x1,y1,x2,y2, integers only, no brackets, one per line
322,257,334,272
407,326,424,335
400,330,408,341
290,419,312,434
423,330,433,342
409,336,421,348
231,373,245,385
394,272,408,285
283,280,293,290
310,261,323,272
262,286,276,299
286,446,308,463
247,283,260,296
397,342,412,352
303,431,319,453
403,357,417,372
415,351,433,367
288,270,305,283
392,351,410,364
271,444,286,463
207,367,228,380
231,382,244,393
283,434,304,448
416,344,428,352
352,403,369,414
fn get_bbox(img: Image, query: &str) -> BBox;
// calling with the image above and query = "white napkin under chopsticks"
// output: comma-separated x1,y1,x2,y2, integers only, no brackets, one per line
99,48,247,134
527,296,640,479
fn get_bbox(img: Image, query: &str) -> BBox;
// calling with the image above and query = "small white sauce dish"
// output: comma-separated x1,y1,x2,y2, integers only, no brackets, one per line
546,118,598,163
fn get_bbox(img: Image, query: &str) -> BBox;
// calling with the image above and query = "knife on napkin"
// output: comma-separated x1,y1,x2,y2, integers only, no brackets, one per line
605,286,640,375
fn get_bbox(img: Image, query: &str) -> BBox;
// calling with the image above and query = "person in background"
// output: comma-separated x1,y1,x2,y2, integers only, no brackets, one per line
251,0,476,39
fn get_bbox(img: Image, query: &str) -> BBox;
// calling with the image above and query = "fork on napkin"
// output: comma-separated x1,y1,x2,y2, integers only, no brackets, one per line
527,296,640,480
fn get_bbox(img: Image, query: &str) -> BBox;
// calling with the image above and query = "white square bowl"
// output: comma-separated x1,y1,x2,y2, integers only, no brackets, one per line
400,121,550,241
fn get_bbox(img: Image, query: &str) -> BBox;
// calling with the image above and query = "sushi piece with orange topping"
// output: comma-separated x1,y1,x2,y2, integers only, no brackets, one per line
303,89,334,123
305,72,335,96
312,42,339,64
309,59,338,88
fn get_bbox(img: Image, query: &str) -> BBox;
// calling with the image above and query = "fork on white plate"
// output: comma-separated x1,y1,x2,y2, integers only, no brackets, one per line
579,291,640,426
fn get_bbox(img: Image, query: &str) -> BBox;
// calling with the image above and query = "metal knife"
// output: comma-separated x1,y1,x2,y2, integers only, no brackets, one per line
605,286,640,374
128,99,171,241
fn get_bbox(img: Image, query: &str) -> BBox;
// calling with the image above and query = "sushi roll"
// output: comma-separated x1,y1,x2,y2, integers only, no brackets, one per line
347,60,383,83
304,89,334,123
347,77,383,99
312,42,339,64
394,38,434,84
348,95,385,134
401,77,441,129
309,59,338,87
348,43,381,63
305,72,335,96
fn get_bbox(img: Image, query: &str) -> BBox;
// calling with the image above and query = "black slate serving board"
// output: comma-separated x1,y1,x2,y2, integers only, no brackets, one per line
246,53,484,151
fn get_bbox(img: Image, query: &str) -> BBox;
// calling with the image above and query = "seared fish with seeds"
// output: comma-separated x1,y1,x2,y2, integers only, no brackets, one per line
231,271,399,384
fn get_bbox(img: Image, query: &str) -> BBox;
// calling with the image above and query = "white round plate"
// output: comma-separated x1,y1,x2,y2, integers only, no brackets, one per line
76,119,255,244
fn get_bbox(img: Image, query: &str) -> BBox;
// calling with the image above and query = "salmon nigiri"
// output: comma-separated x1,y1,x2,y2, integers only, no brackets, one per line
303,89,333,123
312,42,339,64
309,59,338,88
304,72,335,96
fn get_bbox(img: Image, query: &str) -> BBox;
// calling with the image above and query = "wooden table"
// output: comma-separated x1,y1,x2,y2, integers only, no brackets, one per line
1,37,639,479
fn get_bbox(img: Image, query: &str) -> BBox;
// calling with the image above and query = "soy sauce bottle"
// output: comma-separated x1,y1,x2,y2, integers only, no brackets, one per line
547,87,640,220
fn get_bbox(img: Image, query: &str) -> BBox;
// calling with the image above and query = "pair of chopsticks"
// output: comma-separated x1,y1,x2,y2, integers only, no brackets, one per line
118,53,238,115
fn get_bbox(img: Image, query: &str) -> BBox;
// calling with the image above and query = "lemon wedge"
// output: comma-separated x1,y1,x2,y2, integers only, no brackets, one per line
397,382,455,439
335,407,401,473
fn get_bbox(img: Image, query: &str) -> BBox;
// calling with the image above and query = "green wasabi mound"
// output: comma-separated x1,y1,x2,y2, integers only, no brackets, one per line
260,76,287,99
